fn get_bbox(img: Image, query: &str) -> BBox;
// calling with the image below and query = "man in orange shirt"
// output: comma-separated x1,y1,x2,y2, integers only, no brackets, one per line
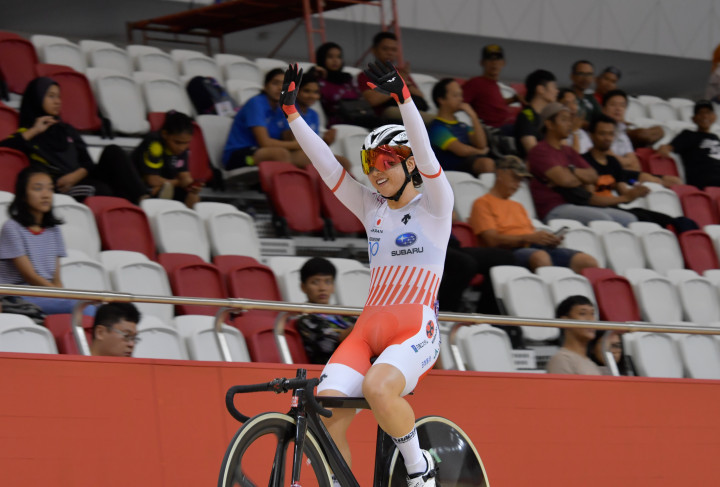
469,156,598,273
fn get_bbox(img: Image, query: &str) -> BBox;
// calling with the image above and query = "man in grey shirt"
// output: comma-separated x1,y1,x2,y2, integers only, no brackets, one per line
546,295,603,375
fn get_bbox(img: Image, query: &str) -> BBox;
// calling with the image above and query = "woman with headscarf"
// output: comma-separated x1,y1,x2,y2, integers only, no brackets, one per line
313,42,382,128
0,77,147,203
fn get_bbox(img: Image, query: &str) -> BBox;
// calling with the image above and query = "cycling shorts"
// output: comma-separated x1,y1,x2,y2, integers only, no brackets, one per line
317,304,440,397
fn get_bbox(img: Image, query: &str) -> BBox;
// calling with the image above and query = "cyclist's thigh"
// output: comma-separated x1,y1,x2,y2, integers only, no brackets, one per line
372,305,440,396
317,320,374,396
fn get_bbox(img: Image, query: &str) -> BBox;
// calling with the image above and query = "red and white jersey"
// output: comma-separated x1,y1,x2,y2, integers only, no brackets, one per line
289,100,454,308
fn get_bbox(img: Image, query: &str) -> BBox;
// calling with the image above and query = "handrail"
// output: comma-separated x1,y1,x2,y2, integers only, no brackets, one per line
2,284,719,365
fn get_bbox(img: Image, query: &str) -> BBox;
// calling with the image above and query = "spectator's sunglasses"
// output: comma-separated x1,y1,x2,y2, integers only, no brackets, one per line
360,145,413,175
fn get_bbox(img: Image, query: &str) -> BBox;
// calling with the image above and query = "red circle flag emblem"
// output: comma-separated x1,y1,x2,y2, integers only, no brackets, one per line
426,320,434,339
376,218,382,225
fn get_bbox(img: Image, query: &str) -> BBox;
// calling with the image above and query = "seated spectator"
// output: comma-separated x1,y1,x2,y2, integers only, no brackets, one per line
428,78,494,175
514,69,558,158
90,303,141,358
470,156,598,273
131,111,202,208
546,295,603,375
356,32,433,124
593,66,621,106
587,330,629,375
0,77,147,203
569,60,602,124
557,88,593,154
658,100,720,189
527,103,637,226
294,257,355,365
584,115,696,232
223,68,311,170
292,73,353,173
0,167,94,316
603,89,665,170
705,43,720,103
463,44,521,130
312,42,381,128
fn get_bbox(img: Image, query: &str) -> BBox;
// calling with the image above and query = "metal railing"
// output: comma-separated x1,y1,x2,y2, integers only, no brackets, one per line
2,284,719,375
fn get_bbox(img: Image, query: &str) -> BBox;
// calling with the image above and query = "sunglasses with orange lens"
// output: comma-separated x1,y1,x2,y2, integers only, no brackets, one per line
360,145,412,175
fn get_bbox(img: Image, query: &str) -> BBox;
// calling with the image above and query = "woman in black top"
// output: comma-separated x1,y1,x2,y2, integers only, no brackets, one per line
1,77,146,203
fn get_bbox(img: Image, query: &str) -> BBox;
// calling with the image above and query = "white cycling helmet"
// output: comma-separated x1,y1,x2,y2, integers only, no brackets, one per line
361,124,412,151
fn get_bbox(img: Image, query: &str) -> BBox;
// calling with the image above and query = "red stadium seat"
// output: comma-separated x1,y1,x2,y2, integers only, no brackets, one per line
259,161,325,234
34,66,103,132
306,165,364,234
147,112,215,184
0,148,30,192
679,230,719,274
635,147,655,173
158,252,205,275
44,314,93,355
0,104,18,139
0,33,39,94
161,256,227,316
671,185,718,227
509,82,527,99
647,154,679,177
213,255,282,300
85,196,157,260
582,268,641,322
452,222,479,248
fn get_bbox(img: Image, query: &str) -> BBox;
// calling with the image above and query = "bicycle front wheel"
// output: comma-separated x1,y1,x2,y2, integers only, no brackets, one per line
386,415,490,487
218,412,334,487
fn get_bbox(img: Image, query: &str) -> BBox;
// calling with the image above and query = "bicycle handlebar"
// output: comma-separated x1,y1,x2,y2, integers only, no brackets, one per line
225,377,333,423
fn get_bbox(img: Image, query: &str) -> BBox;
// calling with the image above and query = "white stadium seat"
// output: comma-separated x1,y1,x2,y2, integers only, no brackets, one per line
109,259,174,324
627,332,683,378
133,71,194,116
0,314,58,354
194,202,261,259
59,256,111,292
174,315,251,362
215,54,263,84
457,324,516,372
196,114,258,181
623,268,682,323
128,45,180,80
134,316,188,360
53,193,102,260
254,57,288,75
80,40,132,76
548,219,606,267
265,256,315,304
141,199,210,261
444,171,488,222
171,49,223,82
0,191,13,230
675,334,720,380
225,79,263,106
86,68,150,134
665,269,720,325
628,222,684,273
590,222,645,274
31,35,86,72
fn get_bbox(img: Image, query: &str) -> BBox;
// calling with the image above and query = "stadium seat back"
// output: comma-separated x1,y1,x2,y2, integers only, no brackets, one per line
0,314,58,354
85,196,157,260
0,104,19,139
457,324,515,372
0,34,38,93
680,230,719,274
0,148,30,192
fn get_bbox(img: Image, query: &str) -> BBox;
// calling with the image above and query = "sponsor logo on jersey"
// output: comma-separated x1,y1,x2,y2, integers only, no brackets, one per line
391,247,423,257
426,320,436,341
395,232,417,247
401,214,411,225
411,339,428,353
421,355,432,368
369,241,379,257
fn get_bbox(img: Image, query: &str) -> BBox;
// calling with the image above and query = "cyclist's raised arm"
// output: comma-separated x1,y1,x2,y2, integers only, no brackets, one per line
363,61,454,218
281,64,368,220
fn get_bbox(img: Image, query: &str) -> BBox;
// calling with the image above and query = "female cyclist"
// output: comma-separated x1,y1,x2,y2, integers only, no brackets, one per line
280,61,453,487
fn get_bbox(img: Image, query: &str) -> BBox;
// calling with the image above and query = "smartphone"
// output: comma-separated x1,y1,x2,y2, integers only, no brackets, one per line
554,226,570,237
190,179,205,188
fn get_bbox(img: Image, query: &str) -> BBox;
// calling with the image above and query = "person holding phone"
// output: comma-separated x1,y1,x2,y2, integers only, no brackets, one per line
469,155,598,273
131,110,202,208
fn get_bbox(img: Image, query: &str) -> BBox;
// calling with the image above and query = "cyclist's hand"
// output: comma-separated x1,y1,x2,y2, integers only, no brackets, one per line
280,63,303,118
364,60,411,105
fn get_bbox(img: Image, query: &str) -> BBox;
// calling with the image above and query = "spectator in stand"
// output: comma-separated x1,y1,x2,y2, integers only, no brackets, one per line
658,100,720,189
546,295,602,375
223,68,311,170
463,44,522,130
587,330,629,375
0,77,147,203
514,69,558,158
603,89,665,170
131,111,202,208
312,42,382,129
293,73,353,172
293,257,355,365
558,88,593,154
593,66,621,106
356,32,433,123
428,78,494,175
705,44,720,102
90,303,141,358
569,60,602,124
527,103,638,226
470,156,598,273
0,166,95,316
583,115,695,232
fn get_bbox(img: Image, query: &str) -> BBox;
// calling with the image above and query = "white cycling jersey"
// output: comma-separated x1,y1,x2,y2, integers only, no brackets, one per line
288,101,454,309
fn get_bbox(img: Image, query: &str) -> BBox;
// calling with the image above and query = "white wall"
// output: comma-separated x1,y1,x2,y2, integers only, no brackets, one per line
326,0,720,61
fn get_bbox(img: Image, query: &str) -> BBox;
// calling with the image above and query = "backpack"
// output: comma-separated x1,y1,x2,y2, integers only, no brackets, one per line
186,76,238,117
0,295,47,326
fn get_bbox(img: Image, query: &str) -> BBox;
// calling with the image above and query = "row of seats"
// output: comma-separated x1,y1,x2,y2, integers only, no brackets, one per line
437,322,720,379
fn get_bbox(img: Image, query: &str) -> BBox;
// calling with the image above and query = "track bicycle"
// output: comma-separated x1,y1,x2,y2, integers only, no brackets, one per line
218,368,490,487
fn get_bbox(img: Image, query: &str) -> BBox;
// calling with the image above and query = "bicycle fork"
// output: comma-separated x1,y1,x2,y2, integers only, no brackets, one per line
290,369,310,487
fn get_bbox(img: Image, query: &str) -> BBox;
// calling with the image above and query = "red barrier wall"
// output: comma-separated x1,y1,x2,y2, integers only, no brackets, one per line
1,352,719,486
